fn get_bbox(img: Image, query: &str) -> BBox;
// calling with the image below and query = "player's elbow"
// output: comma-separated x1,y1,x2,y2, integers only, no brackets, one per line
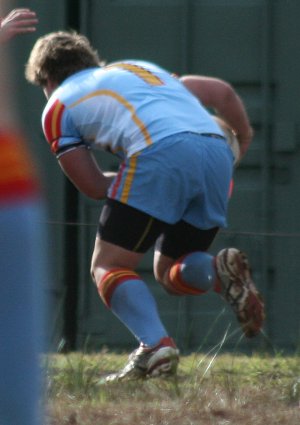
219,81,237,104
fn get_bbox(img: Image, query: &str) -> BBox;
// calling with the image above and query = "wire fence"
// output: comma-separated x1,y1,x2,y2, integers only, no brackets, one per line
44,219,300,238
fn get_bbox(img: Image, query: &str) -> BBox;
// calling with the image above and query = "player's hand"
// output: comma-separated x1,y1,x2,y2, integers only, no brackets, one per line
0,8,38,44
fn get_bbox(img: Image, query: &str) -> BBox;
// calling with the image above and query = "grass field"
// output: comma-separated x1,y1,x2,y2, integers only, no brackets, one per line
44,350,300,425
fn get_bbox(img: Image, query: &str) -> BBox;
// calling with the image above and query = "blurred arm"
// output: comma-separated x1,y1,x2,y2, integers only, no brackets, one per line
0,8,38,44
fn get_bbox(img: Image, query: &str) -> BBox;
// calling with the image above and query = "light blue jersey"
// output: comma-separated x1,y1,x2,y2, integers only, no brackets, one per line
42,59,233,228
42,60,224,159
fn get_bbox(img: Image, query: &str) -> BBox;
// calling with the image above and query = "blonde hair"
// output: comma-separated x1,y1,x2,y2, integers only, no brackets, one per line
25,31,103,86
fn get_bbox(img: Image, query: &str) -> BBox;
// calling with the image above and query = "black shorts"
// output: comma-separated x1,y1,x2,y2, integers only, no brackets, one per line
98,198,219,259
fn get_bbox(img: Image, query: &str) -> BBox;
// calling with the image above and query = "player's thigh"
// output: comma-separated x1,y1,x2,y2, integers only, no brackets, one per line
91,237,144,283
154,220,219,280
92,198,170,280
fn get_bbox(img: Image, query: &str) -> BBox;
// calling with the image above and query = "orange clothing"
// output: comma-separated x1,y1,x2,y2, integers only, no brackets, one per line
0,130,39,203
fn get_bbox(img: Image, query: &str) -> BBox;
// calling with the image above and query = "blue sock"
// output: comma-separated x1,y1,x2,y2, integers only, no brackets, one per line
110,278,168,347
175,251,216,292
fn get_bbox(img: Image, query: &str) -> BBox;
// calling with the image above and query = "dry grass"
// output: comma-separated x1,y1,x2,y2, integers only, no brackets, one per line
43,350,300,425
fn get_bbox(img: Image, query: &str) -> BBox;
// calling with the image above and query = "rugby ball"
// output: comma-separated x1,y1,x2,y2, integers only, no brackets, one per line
213,116,240,166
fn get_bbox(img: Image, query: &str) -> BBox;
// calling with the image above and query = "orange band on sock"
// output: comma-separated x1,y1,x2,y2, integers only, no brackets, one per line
97,268,141,307
168,257,205,296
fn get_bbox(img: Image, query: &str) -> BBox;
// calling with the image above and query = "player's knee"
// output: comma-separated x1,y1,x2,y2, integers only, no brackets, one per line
90,257,108,287
154,255,178,294
90,264,96,284
90,249,98,282
90,258,99,284
153,265,176,295
90,250,108,285
153,266,165,286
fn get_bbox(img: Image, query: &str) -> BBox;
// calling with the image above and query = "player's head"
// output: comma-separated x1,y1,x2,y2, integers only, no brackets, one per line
25,31,103,87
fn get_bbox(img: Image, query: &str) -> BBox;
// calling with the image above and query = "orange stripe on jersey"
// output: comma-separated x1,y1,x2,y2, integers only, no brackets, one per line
120,153,139,204
0,130,39,202
105,63,164,86
97,268,141,307
44,100,65,153
69,90,153,147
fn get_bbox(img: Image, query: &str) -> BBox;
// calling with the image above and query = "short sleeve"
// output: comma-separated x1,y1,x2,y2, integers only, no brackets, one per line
42,99,86,157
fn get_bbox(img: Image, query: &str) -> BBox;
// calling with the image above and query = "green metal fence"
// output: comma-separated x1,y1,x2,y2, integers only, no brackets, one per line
13,0,300,353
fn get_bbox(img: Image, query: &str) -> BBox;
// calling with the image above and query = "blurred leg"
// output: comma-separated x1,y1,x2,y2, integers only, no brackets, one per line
0,201,47,425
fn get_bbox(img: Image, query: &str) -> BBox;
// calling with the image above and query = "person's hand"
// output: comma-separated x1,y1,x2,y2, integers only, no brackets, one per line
0,8,38,44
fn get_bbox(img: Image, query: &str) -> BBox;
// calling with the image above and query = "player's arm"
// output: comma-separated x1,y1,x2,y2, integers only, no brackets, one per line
58,147,116,200
180,75,253,157
42,99,116,199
